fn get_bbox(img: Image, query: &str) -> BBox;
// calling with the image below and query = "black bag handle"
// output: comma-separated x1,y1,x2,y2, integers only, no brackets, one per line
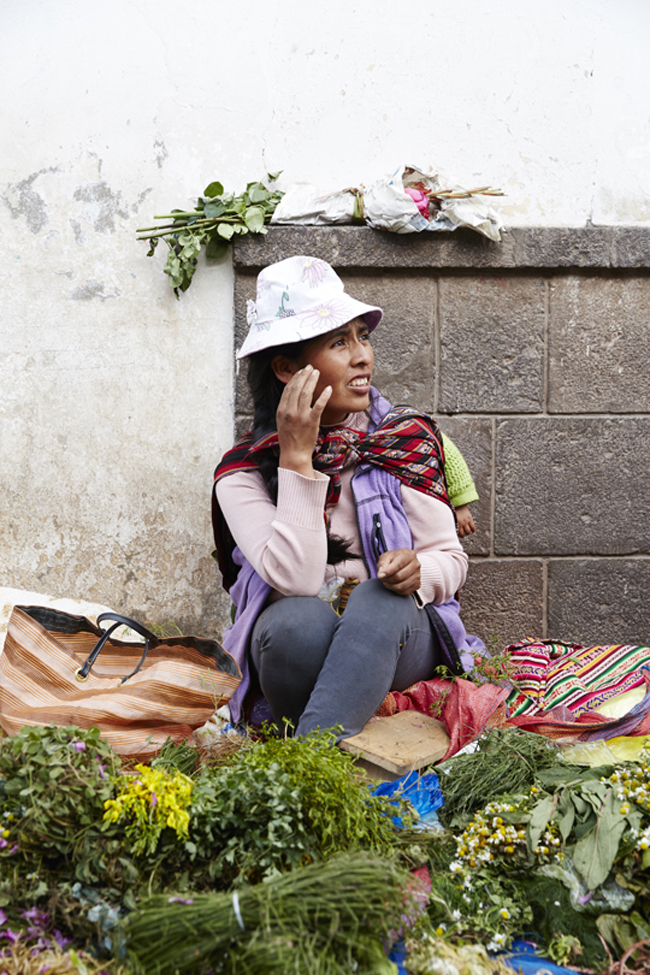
76,613,159,685
424,603,465,677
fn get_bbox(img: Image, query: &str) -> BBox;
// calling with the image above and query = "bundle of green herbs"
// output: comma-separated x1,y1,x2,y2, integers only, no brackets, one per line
137,175,283,296
121,853,413,975
436,727,568,829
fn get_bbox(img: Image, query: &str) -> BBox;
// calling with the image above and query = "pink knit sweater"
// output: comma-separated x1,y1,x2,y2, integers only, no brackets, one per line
216,410,467,606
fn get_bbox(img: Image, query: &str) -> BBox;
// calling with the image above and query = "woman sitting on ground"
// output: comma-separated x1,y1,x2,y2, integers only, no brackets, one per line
213,255,480,739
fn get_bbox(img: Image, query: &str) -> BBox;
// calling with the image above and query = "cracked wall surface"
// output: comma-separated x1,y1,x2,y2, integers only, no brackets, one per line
1,0,649,641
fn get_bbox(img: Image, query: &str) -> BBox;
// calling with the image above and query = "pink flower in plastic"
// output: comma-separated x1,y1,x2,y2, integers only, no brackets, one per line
404,187,430,218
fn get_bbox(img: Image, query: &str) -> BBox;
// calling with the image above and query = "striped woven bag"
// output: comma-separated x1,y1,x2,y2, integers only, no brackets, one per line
0,605,241,758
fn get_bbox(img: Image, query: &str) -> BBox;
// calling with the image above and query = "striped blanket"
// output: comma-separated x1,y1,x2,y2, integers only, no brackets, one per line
505,639,650,718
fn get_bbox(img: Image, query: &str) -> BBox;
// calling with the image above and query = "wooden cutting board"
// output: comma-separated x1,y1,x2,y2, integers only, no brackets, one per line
339,710,450,780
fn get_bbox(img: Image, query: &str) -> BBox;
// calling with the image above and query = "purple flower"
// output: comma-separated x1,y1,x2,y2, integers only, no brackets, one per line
2,928,18,943
0,909,6,926
168,897,193,905
71,741,86,752
96,755,107,779
150,793,158,808
53,929,71,950
20,908,43,921
9,846,17,855
0,839,7,850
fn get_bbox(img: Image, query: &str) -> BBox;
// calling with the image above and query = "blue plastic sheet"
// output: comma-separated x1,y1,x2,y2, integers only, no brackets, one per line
388,938,582,975
500,938,583,973
387,939,407,973
371,770,443,828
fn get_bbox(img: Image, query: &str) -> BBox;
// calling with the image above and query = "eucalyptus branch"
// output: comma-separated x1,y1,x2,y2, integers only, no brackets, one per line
137,173,284,297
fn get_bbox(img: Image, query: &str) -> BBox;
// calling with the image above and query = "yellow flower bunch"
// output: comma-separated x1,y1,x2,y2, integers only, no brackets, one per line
103,764,193,855
605,761,650,857
608,764,650,815
454,797,561,869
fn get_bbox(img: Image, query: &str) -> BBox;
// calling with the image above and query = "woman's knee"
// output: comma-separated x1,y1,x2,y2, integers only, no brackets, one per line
252,597,336,667
343,577,419,627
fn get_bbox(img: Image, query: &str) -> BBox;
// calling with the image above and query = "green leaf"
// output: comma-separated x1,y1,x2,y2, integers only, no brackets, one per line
248,183,270,203
203,181,224,198
204,201,227,219
527,795,556,855
244,206,265,232
205,237,229,261
573,790,626,889
217,223,235,240
267,170,282,182
556,793,576,842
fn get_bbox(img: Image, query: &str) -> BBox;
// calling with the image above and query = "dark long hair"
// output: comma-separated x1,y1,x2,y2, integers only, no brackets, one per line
246,341,359,566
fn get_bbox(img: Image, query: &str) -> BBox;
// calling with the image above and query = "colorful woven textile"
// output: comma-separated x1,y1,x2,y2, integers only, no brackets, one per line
504,638,650,718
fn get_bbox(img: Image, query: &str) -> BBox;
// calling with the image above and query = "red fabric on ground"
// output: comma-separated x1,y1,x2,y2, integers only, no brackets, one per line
378,670,650,755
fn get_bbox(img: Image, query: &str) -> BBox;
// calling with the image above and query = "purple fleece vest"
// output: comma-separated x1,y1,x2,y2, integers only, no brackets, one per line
221,392,483,723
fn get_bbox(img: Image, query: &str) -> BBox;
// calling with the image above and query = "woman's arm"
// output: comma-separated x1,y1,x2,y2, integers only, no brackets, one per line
217,365,336,595
216,468,330,596
400,485,468,605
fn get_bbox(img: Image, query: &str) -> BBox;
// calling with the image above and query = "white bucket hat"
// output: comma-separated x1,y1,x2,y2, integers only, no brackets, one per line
237,255,383,359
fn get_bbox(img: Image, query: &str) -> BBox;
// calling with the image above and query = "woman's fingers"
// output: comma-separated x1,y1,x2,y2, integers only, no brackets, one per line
281,365,318,409
377,549,421,595
311,383,332,418
276,366,327,473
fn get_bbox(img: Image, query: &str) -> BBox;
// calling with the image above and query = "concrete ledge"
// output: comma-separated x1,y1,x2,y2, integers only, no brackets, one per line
233,226,650,270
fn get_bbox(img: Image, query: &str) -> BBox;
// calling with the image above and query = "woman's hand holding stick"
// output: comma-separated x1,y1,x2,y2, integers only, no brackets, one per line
276,365,332,479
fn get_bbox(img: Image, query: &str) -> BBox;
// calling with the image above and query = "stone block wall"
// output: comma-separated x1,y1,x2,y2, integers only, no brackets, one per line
232,227,650,649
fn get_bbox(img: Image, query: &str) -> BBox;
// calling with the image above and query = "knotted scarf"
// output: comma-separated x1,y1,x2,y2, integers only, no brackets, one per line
212,401,452,592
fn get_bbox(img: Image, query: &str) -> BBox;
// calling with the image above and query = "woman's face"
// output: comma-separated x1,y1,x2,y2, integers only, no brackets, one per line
298,316,374,425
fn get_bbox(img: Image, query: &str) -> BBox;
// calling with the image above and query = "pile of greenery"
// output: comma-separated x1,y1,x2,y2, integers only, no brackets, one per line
420,728,650,970
0,724,414,970
2,722,650,973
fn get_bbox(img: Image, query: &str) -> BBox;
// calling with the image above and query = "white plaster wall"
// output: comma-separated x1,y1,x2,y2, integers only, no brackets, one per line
1,0,648,632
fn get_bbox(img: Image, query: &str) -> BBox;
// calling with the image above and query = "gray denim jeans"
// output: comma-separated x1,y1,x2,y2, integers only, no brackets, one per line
249,577,440,739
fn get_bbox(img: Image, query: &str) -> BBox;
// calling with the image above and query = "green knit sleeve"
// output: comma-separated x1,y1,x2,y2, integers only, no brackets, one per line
441,432,479,508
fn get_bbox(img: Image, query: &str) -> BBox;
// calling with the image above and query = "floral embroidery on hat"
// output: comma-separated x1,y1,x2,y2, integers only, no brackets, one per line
275,290,295,319
301,299,348,331
301,258,329,287
246,299,258,326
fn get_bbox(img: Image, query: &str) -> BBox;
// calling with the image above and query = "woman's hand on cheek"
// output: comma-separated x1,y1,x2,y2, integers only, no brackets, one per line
377,549,421,596
276,366,332,477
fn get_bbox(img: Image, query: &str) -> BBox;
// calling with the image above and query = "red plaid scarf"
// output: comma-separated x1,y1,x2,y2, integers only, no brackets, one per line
212,406,451,591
